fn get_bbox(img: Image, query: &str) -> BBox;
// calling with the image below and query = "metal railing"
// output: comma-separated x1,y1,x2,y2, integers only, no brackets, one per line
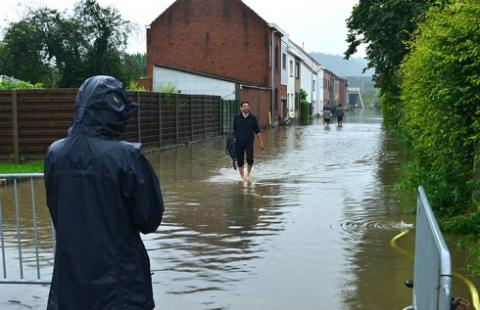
220,100,238,135
413,186,452,310
0,173,53,284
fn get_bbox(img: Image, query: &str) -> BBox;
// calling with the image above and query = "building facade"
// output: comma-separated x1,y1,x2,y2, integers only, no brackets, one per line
146,0,284,128
146,0,347,126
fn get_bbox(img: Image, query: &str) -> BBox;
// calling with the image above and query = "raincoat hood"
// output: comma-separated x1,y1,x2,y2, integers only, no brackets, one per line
69,75,138,138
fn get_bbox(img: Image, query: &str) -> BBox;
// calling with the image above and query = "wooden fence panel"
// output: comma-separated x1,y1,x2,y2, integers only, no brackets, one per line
0,92,13,158
16,89,76,158
0,89,222,161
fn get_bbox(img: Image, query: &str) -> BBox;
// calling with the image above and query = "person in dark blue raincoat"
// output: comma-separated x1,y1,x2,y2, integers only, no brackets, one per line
44,75,164,310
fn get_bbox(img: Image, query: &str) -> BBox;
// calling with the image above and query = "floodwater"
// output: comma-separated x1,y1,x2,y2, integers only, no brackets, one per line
0,110,478,309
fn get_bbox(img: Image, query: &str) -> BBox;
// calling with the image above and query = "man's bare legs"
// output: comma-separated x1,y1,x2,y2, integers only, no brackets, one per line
247,164,253,178
239,166,245,180
237,165,253,181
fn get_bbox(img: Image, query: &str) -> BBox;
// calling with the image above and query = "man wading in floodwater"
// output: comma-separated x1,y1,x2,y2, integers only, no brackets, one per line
233,101,264,181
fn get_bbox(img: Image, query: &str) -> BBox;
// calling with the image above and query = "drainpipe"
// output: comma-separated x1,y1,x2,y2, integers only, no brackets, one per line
271,29,277,128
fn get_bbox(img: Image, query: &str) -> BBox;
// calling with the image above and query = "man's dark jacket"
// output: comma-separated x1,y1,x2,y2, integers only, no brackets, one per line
233,113,260,145
44,76,164,310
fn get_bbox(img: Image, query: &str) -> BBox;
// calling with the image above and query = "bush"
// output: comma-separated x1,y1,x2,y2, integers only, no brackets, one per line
300,89,312,125
126,81,146,91
399,1,480,217
0,80,43,90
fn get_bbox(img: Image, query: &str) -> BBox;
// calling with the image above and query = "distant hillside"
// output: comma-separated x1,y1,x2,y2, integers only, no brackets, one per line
310,52,374,77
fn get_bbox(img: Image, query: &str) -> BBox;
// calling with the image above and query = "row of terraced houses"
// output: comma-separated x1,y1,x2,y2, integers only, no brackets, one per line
143,0,348,128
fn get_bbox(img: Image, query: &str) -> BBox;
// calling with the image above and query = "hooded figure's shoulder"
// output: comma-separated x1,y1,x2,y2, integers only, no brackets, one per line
116,141,142,158
47,138,68,154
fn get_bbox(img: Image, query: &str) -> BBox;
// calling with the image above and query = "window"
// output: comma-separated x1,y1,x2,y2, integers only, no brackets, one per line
282,53,286,70
289,60,293,76
295,62,300,79
312,79,316,91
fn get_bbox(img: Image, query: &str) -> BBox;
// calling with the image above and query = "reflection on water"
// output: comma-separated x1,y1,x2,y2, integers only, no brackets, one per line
1,110,478,309
143,111,415,309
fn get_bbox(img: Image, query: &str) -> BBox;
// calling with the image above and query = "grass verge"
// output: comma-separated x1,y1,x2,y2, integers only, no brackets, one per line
0,161,44,174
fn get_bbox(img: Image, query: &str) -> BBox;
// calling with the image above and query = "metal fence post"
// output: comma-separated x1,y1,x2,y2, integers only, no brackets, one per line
158,92,162,147
216,98,220,136
220,100,224,135
11,90,19,163
0,198,6,279
13,179,23,279
188,96,193,141
137,92,141,143
175,94,179,144
30,179,40,280
203,96,206,139
229,100,232,134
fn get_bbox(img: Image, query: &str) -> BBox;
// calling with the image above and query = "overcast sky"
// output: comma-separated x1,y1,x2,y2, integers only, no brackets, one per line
0,0,365,57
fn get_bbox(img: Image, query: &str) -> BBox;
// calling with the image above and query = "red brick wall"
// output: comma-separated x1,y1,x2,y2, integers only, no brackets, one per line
137,78,152,91
147,0,276,88
336,79,347,106
323,70,334,108
278,85,288,118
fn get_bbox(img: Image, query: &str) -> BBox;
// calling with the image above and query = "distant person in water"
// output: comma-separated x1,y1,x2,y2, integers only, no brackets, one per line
233,101,264,180
323,106,332,127
336,104,345,127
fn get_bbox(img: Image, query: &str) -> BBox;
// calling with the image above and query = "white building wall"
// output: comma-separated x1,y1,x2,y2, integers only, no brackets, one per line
311,73,318,115
300,63,313,103
316,68,325,116
288,39,325,117
287,52,296,118
153,67,236,100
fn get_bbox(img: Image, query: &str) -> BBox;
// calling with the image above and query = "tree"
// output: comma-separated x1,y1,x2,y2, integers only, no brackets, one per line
74,0,131,81
122,53,146,83
0,0,132,87
29,8,85,87
344,0,449,126
1,17,54,85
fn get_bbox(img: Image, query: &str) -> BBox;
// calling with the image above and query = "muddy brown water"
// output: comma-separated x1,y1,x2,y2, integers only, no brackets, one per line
0,110,478,309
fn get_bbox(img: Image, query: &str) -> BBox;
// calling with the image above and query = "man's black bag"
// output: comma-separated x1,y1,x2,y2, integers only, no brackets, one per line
225,132,237,170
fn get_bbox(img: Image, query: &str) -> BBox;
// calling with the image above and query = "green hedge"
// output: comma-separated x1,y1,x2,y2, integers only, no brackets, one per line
0,80,43,90
399,1,480,217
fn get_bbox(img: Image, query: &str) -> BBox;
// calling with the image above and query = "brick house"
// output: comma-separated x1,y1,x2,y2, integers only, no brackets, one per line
323,69,335,110
335,77,348,108
323,69,347,110
146,0,287,128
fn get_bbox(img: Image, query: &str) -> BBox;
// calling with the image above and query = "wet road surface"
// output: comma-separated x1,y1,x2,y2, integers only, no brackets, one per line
0,111,477,309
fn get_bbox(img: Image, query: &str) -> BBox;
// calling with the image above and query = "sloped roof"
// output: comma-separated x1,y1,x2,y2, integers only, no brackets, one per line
0,75,23,84
150,0,272,30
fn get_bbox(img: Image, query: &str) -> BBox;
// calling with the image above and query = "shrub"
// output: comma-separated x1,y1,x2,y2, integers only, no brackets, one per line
0,80,43,90
399,1,480,216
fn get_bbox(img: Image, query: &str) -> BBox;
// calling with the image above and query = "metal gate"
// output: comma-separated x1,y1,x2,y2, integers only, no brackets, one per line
0,173,53,284
413,186,452,309
220,100,238,135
